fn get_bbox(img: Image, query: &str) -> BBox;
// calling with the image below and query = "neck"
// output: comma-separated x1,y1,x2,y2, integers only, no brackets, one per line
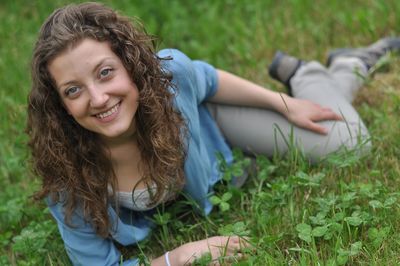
100,118,138,148
104,130,144,191
103,129,141,165
102,131,137,149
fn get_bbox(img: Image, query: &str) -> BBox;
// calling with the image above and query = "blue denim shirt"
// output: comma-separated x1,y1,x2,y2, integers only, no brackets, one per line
47,49,233,265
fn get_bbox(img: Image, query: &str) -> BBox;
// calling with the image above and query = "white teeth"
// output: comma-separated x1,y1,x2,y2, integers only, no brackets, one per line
96,103,119,119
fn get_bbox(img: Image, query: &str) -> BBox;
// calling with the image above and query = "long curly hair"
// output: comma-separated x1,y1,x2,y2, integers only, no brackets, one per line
27,2,186,237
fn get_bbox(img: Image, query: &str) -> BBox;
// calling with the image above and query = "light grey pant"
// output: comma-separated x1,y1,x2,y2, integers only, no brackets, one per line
207,57,371,162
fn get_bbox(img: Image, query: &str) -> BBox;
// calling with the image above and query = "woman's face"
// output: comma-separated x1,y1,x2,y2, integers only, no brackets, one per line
48,38,139,143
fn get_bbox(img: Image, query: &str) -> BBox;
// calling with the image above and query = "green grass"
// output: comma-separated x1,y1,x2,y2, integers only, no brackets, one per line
1,0,400,265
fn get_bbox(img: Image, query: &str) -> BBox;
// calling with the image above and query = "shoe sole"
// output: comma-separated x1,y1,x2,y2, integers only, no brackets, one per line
327,48,361,66
327,37,400,66
268,51,286,84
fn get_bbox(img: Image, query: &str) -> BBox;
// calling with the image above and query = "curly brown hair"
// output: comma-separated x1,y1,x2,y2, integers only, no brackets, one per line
27,2,186,237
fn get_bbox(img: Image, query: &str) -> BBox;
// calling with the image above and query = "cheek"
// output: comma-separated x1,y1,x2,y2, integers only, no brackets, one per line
131,84,140,100
133,88,140,101
63,101,85,119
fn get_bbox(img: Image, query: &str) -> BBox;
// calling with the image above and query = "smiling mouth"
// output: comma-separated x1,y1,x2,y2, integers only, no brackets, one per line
95,102,121,119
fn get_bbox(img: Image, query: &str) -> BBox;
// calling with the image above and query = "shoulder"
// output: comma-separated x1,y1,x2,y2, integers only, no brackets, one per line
157,49,196,79
157,48,192,65
157,48,218,102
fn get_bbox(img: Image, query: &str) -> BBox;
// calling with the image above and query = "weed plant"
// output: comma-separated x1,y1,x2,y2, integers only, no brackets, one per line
1,0,400,265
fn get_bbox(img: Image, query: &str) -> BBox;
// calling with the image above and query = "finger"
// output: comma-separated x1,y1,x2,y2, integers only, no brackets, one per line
221,235,242,245
210,252,244,266
225,246,241,256
229,236,252,248
226,239,251,254
313,109,342,122
225,252,244,262
305,121,328,135
208,236,240,252
213,236,251,253
324,110,343,121
213,237,242,255
238,236,253,248
321,107,343,120
227,235,240,243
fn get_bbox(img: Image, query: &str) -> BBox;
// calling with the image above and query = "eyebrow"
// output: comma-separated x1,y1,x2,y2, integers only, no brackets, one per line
58,80,77,93
93,57,115,75
58,57,116,90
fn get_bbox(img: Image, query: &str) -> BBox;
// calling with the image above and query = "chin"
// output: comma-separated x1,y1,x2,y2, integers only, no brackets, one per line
103,130,127,139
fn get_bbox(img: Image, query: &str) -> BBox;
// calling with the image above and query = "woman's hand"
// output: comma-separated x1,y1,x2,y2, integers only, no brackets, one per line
211,70,342,135
168,236,248,265
280,95,342,135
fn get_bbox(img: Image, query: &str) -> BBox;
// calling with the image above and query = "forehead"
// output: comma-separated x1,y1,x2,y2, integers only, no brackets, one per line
50,38,115,66
47,39,118,86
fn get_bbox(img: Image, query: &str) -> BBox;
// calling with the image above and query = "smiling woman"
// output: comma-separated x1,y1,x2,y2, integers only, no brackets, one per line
48,39,140,141
26,2,399,266
27,3,188,257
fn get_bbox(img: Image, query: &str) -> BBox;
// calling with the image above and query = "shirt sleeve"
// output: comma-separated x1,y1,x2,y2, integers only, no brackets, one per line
158,49,219,104
47,200,139,266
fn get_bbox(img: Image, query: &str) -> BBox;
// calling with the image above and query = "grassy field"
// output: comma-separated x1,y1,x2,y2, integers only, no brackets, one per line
1,0,400,265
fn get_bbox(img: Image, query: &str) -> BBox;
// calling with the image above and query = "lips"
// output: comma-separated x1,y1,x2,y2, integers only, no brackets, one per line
94,102,121,122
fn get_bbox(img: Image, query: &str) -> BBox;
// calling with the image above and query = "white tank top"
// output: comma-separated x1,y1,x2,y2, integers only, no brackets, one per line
110,184,167,211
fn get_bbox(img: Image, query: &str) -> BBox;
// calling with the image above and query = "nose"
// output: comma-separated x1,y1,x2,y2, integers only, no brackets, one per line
88,85,109,108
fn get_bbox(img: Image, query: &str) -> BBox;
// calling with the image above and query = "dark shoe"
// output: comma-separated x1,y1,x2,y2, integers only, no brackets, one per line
327,37,400,69
268,51,305,95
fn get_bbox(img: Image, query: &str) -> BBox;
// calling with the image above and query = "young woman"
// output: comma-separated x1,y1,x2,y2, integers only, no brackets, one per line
27,2,399,265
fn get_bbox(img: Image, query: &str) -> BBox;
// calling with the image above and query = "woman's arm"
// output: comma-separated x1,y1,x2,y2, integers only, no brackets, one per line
47,200,140,266
208,70,342,135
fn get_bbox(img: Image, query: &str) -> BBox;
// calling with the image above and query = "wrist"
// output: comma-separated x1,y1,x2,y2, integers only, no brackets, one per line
272,92,291,116
168,248,183,266
164,251,171,266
